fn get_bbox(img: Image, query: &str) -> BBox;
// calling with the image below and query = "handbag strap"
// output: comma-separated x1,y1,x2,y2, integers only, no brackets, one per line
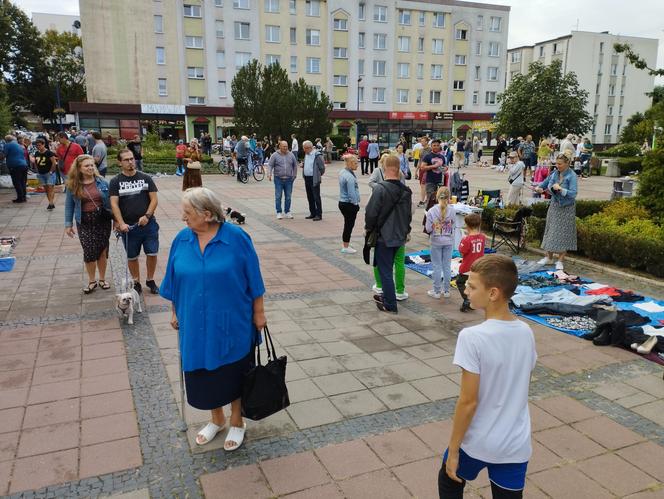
253,325,277,366
374,183,402,233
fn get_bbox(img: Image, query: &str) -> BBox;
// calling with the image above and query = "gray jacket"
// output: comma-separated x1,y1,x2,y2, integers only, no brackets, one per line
302,151,326,186
268,151,298,179
364,180,412,247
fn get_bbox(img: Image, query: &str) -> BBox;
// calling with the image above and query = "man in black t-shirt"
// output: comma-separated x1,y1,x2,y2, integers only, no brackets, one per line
109,148,160,294
420,139,448,196
32,137,57,209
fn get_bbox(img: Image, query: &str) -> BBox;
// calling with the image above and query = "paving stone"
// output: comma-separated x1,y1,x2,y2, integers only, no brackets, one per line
0,352,35,372
353,366,405,389
80,390,135,419
624,489,664,499
369,321,409,335
534,425,606,460
17,421,79,457
2,339,39,355
371,349,414,364
22,398,79,429
351,336,399,353
285,343,329,361
329,389,388,418
312,372,365,396
529,403,565,432
533,395,598,423
276,331,315,347
338,468,411,499
287,398,344,429
528,439,563,474
10,448,78,494
335,352,382,371
35,347,81,367
615,391,657,408
80,372,131,396
413,328,453,343
372,382,430,410
0,369,33,390
410,419,453,454
572,415,646,449
624,374,664,398
315,439,384,480
392,456,440,499
0,431,19,461
79,436,142,479
617,441,664,482
365,428,434,466
0,460,10,495
319,340,364,356
200,464,273,499
338,326,378,340
106,489,151,499
388,360,439,381
261,451,330,496
283,483,344,499
529,465,612,498
410,375,459,401
80,411,139,446
26,378,80,405
287,378,326,403
383,332,428,347
575,453,656,497
0,406,23,433
284,361,308,382
403,343,448,360
592,381,642,401
422,355,459,374
38,334,80,351
632,399,664,426
31,361,80,385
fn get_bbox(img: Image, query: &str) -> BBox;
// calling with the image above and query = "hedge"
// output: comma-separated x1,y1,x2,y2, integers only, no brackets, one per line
616,157,643,175
482,200,609,230
596,142,641,158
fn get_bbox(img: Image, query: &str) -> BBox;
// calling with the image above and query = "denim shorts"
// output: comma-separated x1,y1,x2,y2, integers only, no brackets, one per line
443,448,528,491
121,219,159,260
37,172,56,186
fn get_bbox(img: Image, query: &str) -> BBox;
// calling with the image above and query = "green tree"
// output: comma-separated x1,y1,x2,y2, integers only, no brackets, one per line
231,60,263,133
647,85,664,105
0,82,12,134
637,148,664,220
494,60,593,141
614,43,664,77
620,112,651,144
291,78,332,141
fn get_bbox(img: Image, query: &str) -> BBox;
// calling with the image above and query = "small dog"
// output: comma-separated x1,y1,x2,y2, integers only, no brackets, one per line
115,281,142,325
225,207,246,224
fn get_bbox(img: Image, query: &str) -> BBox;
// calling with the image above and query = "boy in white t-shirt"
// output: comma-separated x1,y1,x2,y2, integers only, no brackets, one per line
440,254,537,499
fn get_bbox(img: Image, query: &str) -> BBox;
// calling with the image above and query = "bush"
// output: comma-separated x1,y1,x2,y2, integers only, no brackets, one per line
527,217,546,242
599,198,651,223
330,134,351,149
616,157,643,175
596,142,641,157
637,148,664,221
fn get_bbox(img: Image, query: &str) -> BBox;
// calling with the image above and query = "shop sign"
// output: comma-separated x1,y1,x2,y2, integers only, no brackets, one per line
141,103,186,115
388,111,429,120
219,117,235,126
432,112,454,120
472,120,496,131
140,118,185,129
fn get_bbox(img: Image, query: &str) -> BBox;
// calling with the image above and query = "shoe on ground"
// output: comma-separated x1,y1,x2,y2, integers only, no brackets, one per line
373,294,384,304
443,292,451,298
305,214,315,219
555,260,564,270
285,212,294,219
133,281,143,294
537,257,554,265
340,246,357,254
375,301,398,314
372,285,383,294
313,216,322,221
276,212,284,219
396,292,409,301
47,204,55,210
146,280,159,294
427,290,441,299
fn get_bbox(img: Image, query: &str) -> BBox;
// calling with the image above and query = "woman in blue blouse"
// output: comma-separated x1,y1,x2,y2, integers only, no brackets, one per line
535,153,578,270
160,187,266,450
338,154,360,254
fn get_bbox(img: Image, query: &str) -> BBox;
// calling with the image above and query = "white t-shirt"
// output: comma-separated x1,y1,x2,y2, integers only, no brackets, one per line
291,138,299,152
453,319,537,463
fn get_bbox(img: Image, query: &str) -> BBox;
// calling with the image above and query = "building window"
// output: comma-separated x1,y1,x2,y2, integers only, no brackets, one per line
187,66,204,79
333,101,346,110
488,42,500,57
185,36,204,48
358,59,365,75
475,42,482,56
215,20,224,38
472,91,478,105
158,78,167,96
455,55,466,65
264,0,279,13
358,32,365,48
156,47,165,64
374,33,387,50
154,15,163,33
477,15,483,29
619,105,623,115
431,64,443,80
266,54,280,65
374,5,387,22
358,86,364,102
617,124,621,134
183,4,202,17
416,89,423,104
399,9,411,25
215,0,223,6
306,57,321,73
416,63,423,79
397,62,409,78
218,81,227,98
233,0,249,8
397,89,409,103
290,55,297,72
305,0,320,16
373,60,386,76
429,90,441,104
358,3,365,20
604,123,612,135
305,29,320,46
234,22,250,40
599,41,604,54
372,87,386,103
455,28,467,40
433,13,445,28
334,47,348,58
611,63,618,76
609,84,615,96
622,64,627,75
432,39,443,54
290,27,296,44
289,0,295,14
419,11,425,26
333,18,348,31
398,36,410,52
474,66,481,80
539,46,544,57
188,96,205,105
235,51,251,68
333,75,348,86
216,50,226,68
607,105,613,116
553,42,559,54
511,51,521,63
453,80,464,90
452,104,463,111
485,91,496,105
489,16,501,31
265,25,280,42
487,66,498,81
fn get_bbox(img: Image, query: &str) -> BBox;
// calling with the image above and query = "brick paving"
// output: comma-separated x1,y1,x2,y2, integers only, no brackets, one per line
0,162,663,498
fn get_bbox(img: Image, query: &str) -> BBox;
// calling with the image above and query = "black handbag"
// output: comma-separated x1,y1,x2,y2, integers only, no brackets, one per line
241,326,290,421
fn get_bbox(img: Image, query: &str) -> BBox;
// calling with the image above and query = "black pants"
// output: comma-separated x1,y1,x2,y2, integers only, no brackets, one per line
456,274,469,304
304,175,322,217
438,466,522,499
374,242,399,311
360,156,369,175
338,202,359,243
369,157,378,173
9,167,28,201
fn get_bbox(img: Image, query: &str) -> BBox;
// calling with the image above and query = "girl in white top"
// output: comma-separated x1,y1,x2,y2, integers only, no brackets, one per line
425,186,456,299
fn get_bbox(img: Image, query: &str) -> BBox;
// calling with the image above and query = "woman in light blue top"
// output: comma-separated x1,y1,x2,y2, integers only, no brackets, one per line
395,143,410,180
367,139,380,174
338,154,361,254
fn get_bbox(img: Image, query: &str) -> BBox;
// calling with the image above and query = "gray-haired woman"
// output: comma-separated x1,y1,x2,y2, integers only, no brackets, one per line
160,187,267,450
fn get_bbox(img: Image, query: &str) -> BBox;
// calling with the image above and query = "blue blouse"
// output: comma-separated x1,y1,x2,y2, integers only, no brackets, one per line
160,222,265,372
537,167,577,207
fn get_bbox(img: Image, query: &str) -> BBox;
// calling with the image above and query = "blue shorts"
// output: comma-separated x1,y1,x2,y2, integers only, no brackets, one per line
121,219,159,260
443,448,528,491
37,172,56,186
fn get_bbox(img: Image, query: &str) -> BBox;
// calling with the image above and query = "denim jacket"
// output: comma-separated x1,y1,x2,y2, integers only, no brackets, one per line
64,177,111,227
537,168,577,207
338,168,360,205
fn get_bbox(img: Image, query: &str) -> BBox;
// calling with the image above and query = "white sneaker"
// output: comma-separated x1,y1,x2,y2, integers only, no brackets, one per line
427,290,441,299
340,247,357,254
276,213,284,220
372,285,383,294
555,260,564,270
537,257,553,265
443,292,451,298
396,292,409,301
285,212,294,219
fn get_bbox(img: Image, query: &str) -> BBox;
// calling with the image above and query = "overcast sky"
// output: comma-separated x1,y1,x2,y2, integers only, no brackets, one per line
14,0,664,75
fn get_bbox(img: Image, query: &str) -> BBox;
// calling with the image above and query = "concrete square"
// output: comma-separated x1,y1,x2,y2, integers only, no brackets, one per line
0,406,23,433
384,332,428,347
624,374,664,398
403,343,448,360
371,350,414,364
410,375,459,401
533,395,597,423
261,451,330,495
392,456,441,499
283,483,344,499
17,422,79,457
632,399,664,426
0,431,19,461
336,353,382,371
351,337,399,353
287,398,344,429
529,465,611,498
0,353,36,372
422,355,459,374
529,403,565,432
528,440,563,474
313,372,365,396
320,340,363,356
80,411,139,446
277,331,315,347
285,362,308,382
617,441,664,482
576,453,655,497
410,420,453,454
35,347,81,367
298,357,346,376
200,464,272,499
315,439,384,480
10,449,78,494
615,392,657,408
80,390,135,419
22,399,79,429
372,382,430,410
329,389,387,418
534,425,605,460
284,343,328,361
354,366,405,388
572,415,646,449
370,321,409,335
31,362,80,385
338,469,411,499
592,381,641,401
287,378,326,403
79,437,142,478
388,360,439,381
26,379,80,405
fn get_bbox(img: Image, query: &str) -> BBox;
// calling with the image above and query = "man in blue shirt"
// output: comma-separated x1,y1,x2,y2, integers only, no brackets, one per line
234,135,249,182
2,135,28,203
302,140,325,221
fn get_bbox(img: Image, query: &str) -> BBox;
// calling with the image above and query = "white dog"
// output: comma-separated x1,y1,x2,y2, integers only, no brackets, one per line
115,282,142,325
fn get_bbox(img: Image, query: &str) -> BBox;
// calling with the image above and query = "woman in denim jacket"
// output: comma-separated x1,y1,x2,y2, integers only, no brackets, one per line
64,155,113,293
535,153,578,271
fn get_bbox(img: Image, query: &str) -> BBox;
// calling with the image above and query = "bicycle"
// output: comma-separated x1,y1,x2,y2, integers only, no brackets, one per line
237,161,249,183
252,162,265,182
217,153,236,175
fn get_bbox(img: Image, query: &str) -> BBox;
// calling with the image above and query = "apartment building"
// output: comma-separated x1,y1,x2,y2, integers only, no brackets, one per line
506,31,658,145
75,0,509,143
31,12,81,35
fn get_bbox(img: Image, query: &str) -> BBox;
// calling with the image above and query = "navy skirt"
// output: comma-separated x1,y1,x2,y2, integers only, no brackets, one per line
184,350,254,410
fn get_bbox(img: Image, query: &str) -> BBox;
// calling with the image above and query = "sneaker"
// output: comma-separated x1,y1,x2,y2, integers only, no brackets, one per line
47,204,55,210
372,285,383,294
427,290,441,299
443,292,451,298
285,212,294,219
340,247,357,254
276,212,284,219
537,257,554,265
133,281,143,294
396,292,409,301
555,260,564,270
146,280,159,294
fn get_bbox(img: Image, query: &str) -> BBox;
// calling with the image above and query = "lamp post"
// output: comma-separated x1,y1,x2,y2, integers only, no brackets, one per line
355,77,363,146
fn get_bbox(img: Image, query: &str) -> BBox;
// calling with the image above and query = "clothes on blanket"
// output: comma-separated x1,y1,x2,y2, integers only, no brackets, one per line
515,260,546,276
405,254,431,264
547,316,596,331
511,289,612,308
582,309,651,346
517,303,597,316
551,270,583,284
641,325,664,336
519,274,560,289
634,301,664,314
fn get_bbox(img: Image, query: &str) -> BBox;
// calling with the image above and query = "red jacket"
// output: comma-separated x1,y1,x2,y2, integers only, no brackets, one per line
358,140,369,158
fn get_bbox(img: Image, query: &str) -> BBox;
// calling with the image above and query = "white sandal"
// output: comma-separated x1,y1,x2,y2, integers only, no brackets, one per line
224,422,247,452
196,422,222,446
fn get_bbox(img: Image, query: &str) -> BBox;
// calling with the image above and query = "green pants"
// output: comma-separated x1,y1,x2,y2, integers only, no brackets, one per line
374,245,406,294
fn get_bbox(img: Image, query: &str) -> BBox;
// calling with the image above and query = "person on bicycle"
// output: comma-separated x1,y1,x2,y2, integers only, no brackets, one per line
579,137,593,177
234,136,250,183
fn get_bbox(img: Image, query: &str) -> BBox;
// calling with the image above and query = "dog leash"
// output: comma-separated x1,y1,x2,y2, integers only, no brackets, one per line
115,224,137,293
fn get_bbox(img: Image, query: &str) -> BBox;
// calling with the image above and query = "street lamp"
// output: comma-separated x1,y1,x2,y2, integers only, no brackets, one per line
356,77,363,146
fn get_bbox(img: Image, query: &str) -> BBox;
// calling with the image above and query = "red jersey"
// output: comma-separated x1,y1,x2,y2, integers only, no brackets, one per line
56,141,85,175
358,140,369,157
176,144,187,158
458,233,486,274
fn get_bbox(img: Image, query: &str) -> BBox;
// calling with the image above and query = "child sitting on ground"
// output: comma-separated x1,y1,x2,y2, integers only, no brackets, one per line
457,213,486,312
425,186,456,300
439,254,537,499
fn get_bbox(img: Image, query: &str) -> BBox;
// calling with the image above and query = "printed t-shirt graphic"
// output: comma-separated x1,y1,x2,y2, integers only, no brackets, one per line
109,171,158,225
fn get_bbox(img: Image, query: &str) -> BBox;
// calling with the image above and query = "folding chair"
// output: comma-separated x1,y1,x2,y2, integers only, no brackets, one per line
478,189,501,207
491,206,533,254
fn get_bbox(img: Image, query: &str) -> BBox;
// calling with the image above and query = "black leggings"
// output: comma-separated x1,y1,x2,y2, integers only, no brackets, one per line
456,274,469,303
338,201,359,243
438,466,522,499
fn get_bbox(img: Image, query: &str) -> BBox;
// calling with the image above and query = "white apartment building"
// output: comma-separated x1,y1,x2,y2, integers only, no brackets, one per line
31,12,81,35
